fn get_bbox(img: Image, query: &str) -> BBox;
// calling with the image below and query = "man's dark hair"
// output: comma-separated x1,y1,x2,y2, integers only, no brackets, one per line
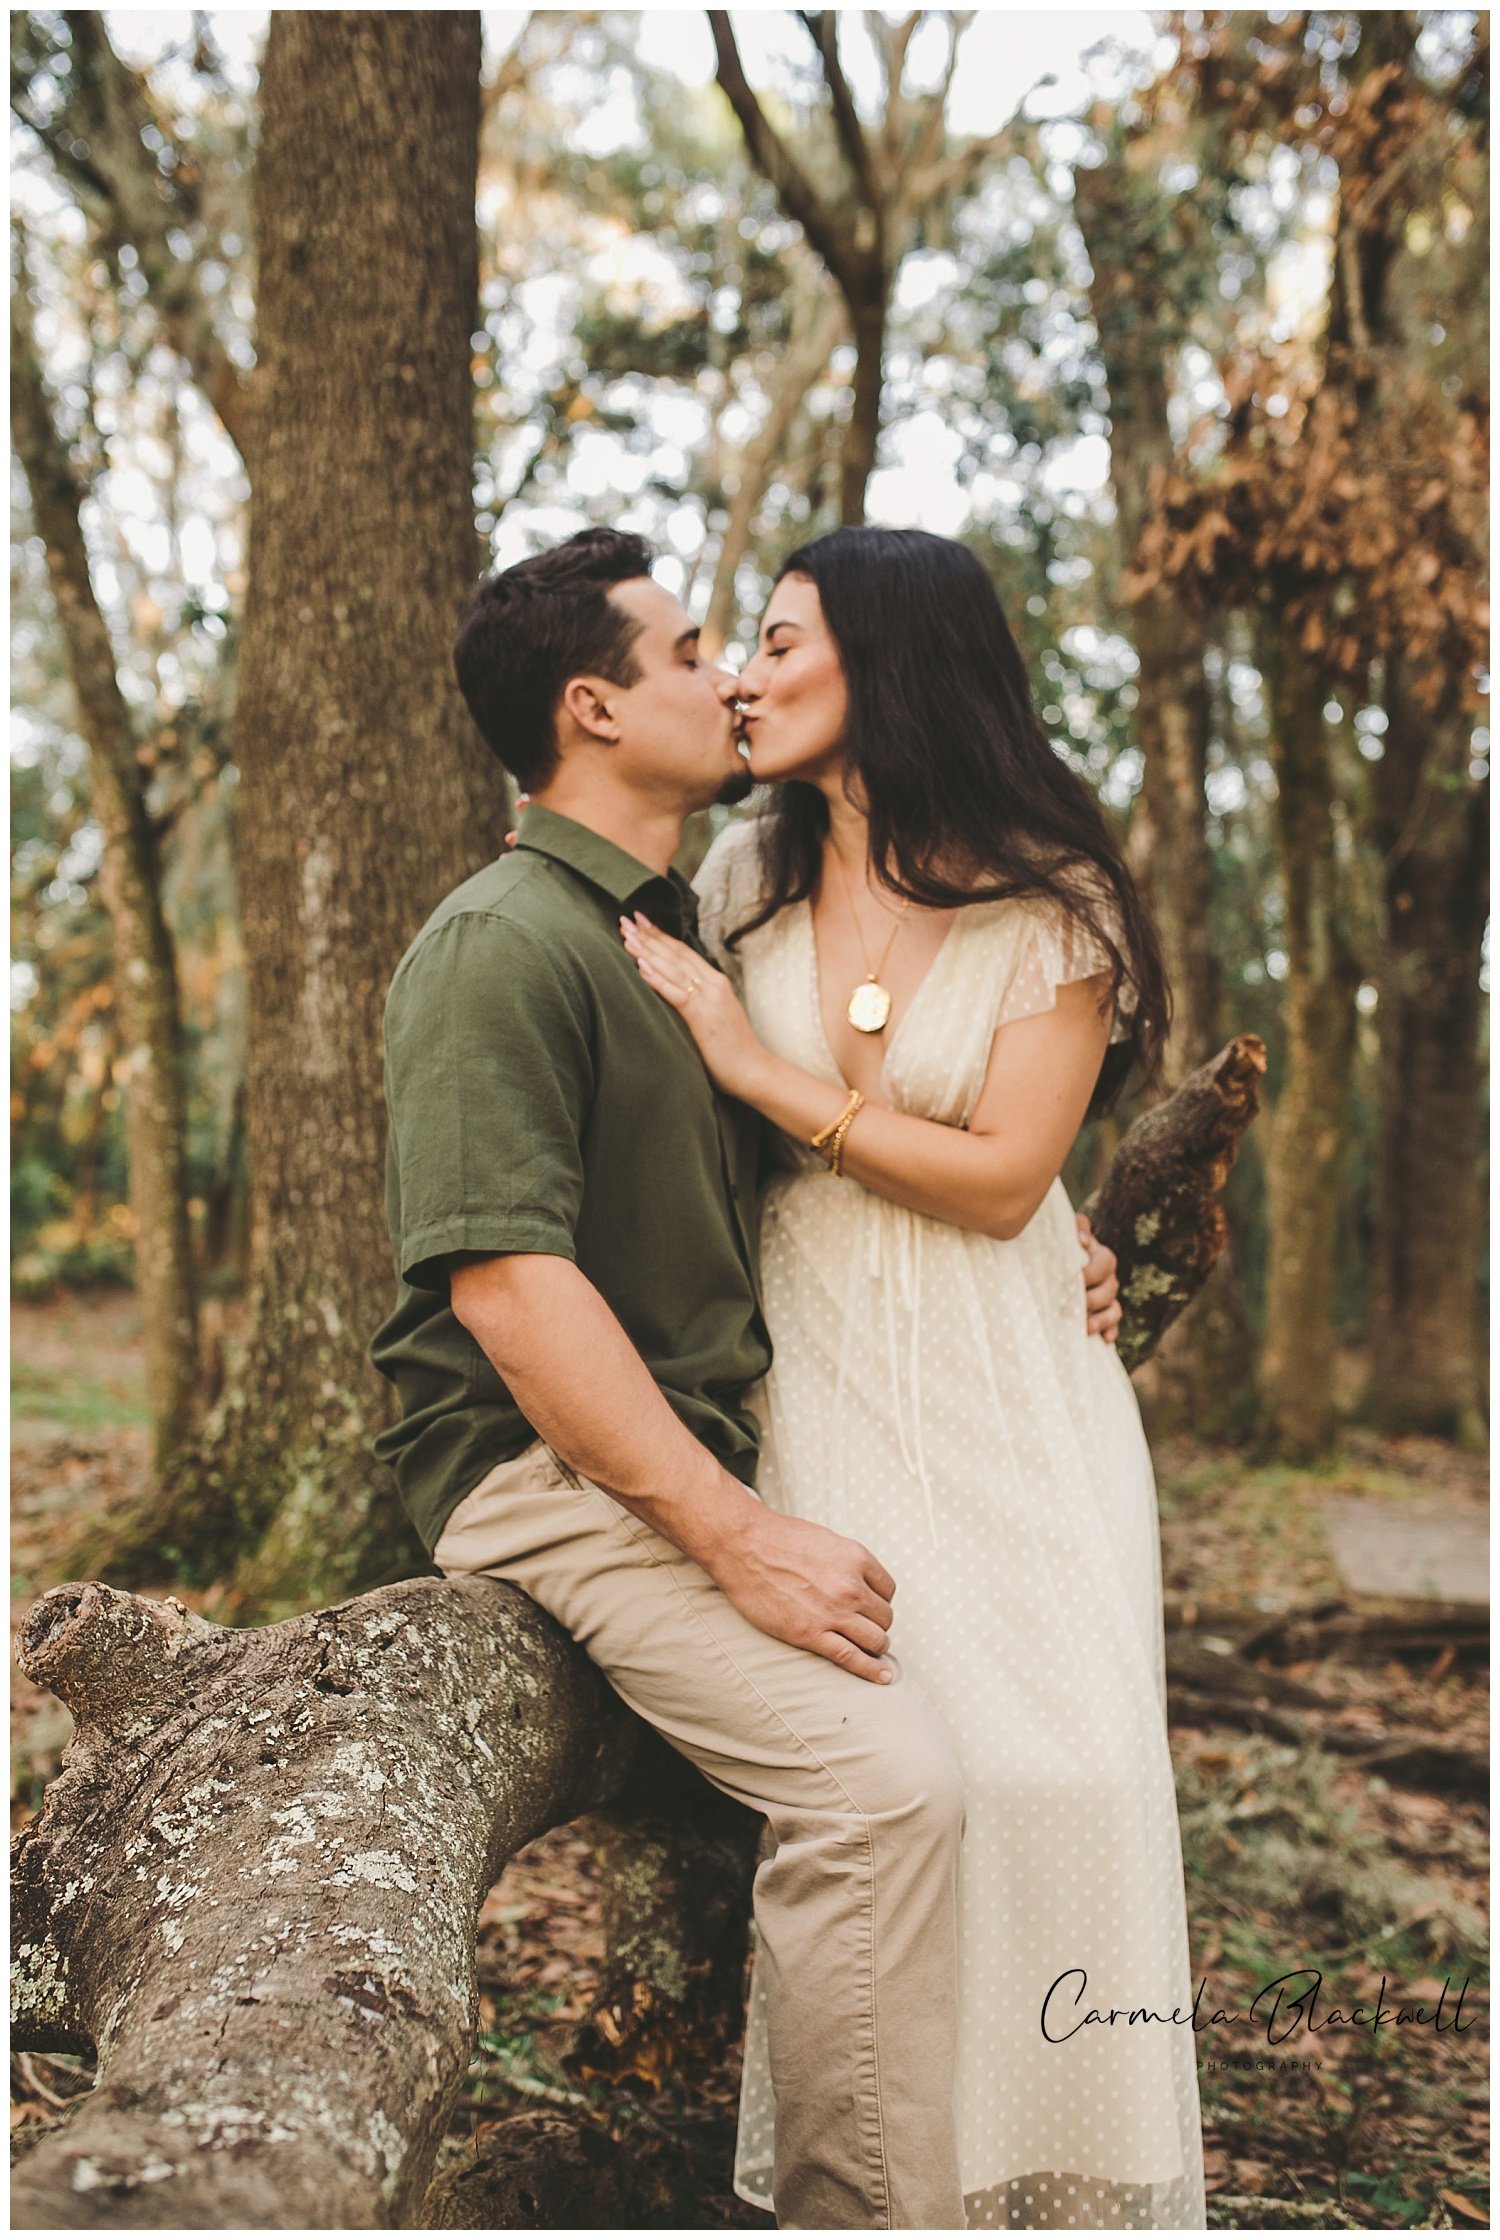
452,528,655,790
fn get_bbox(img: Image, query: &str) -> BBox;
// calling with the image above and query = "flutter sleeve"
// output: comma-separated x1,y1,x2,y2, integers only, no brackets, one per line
690,815,765,996
993,869,1139,1046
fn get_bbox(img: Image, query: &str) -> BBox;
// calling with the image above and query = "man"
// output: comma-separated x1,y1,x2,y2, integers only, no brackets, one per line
370,527,1121,2228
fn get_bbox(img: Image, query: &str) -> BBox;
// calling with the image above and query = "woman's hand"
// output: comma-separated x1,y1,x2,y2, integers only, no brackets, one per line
621,912,770,1100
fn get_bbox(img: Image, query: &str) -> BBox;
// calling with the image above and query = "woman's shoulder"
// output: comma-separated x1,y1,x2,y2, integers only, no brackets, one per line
951,856,1125,946
957,865,1136,1043
692,813,769,921
693,811,762,879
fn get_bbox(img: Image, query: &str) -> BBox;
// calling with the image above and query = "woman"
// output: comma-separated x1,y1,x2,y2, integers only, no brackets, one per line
621,527,1206,2231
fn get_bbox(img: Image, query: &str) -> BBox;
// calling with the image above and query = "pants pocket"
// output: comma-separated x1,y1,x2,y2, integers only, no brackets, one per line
540,1444,586,1492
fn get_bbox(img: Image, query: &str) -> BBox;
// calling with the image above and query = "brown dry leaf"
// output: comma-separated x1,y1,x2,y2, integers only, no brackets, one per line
1438,2189,1490,2225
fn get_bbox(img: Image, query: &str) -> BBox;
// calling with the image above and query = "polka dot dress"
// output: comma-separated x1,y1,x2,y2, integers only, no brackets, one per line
694,823,1207,2232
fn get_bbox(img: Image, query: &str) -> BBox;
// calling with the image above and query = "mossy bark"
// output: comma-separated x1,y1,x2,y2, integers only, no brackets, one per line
10,1577,635,2228
85,12,509,1600
571,1730,761,2089
1083,1033,1267,1373
10,1575,775,2228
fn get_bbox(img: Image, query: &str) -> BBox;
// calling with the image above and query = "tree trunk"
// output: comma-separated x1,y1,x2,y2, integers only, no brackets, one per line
571,1751,760,2088
10,1577,635,2228
419,2104,749,2228
1366,660,1488,1438
85,12,509,1603
1075,154,1256,1436
11,276,201,1476
1126,595,1221,1072
1075,158,1221,1076
1123,590,1261,1442
840,289,888,526
1258,621,1363,1458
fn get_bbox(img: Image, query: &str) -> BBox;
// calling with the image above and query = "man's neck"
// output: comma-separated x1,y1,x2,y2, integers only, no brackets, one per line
525,783,688,878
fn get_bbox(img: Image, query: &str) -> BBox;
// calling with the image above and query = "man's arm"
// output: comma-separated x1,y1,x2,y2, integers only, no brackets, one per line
449,1253,899,1684
1076,1213,1122,1343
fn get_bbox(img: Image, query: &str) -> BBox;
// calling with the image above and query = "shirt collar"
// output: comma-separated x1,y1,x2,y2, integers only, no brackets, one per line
512,803,699,934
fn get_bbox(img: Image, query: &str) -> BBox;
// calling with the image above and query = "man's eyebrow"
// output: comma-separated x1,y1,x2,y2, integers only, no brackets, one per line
672,626,702,653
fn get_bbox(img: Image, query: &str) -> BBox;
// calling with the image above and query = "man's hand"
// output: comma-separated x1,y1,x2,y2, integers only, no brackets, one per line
449,1252,900,1684
702,1502,897,1685
1075,1211,1121,1345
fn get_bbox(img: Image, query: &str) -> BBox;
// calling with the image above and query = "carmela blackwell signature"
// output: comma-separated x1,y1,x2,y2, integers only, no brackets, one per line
1040,1968,1479,2046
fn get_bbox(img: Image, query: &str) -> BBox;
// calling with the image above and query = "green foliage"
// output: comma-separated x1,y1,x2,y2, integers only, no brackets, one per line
9,12,1488,1446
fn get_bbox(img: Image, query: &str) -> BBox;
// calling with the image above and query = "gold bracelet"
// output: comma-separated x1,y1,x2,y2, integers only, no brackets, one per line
810,1088,864,1176
828,1104,860,1175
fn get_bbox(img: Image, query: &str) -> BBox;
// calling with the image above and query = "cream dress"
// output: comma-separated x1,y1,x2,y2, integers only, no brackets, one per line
693,820,1207,2233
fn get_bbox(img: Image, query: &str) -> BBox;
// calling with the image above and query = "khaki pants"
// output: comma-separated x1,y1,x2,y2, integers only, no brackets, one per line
434,1441,967,2230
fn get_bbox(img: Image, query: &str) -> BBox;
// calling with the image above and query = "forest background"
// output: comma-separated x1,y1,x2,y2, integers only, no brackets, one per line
8,8,1490,2226
11,7,1488,1561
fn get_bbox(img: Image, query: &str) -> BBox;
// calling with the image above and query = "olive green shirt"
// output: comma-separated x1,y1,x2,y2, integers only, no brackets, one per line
370,804,771,1555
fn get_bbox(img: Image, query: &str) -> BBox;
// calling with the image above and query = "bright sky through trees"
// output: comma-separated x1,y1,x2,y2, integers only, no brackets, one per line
86,9,1166,551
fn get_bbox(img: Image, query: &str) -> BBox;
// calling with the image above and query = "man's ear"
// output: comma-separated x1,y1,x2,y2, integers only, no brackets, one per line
559,674,620,745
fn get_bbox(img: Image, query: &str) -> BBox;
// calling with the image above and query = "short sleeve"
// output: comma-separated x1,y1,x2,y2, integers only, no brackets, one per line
994,873,1138,1046
691,816,766,994
383,913,594,1292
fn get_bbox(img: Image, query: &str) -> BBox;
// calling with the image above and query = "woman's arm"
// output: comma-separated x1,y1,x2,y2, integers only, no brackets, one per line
622,912,1113,1245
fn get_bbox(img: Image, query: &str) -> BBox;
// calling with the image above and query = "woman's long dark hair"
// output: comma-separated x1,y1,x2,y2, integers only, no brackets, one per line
727,526,1171,1112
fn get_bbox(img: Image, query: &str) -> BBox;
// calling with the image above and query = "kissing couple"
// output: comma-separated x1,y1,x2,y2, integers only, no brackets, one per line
371,524,1207,2229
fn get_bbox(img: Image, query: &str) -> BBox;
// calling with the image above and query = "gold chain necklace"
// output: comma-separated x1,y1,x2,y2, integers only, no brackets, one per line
831,847,911,1034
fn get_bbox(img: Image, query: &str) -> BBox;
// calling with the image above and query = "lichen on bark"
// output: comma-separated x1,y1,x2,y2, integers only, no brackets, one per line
11,1577,636,2229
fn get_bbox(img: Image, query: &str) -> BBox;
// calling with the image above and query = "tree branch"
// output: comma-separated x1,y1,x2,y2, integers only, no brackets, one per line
905,12,973,194
799,10,884,218
1083,1033,1268,1371
708,11,860,296
35,12,249,453
907,107,1020,215
703,267,846,649
10,1576,639,2223
12,240,202,1463
12,272,150,899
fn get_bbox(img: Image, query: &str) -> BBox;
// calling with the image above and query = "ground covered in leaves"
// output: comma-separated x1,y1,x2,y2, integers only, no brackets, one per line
11,1292,1490,2229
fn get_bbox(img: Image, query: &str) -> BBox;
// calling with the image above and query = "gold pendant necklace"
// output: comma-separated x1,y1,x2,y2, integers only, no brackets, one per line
832,848,911,1034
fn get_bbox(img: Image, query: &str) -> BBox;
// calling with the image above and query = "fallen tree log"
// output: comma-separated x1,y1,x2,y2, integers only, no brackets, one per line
1165,1677,1489,1801
1225,1601,1491,1666
1085,1032,1267,1372
1164,1618,1488,1800
419,2105,759,2230
570,1756,760,2089
10,1577,641,2229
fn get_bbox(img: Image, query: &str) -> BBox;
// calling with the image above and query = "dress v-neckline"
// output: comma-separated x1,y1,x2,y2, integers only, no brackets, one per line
801,896,963,1097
